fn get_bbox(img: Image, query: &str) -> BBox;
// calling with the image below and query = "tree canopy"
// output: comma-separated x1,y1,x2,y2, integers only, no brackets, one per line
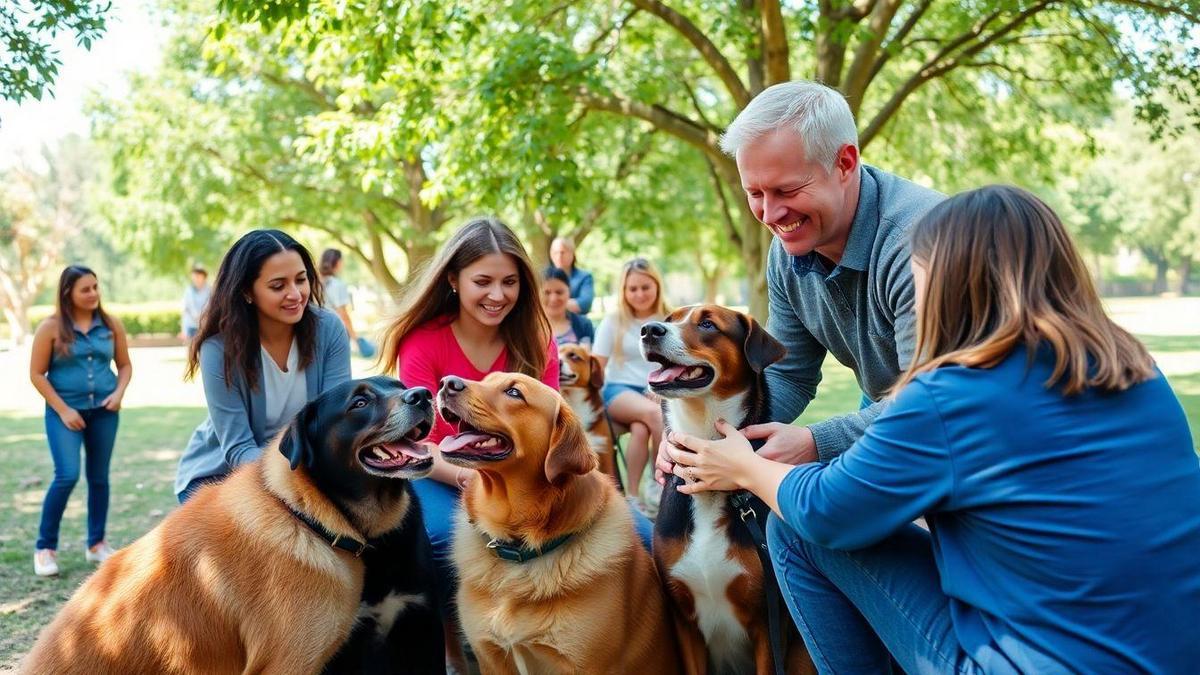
1,0,111,102
95,0,1200,317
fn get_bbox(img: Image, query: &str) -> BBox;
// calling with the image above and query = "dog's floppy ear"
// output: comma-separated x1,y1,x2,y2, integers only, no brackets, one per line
742,314,787,374
279,403,316,470
589,354,605,388
544,401,597,486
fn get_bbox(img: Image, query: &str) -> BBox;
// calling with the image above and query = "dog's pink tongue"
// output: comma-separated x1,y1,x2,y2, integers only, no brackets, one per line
649,365,687,384
441,432,493,453
382,441,429,460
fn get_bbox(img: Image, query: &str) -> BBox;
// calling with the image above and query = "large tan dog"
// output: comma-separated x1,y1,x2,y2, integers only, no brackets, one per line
438,372,680,674
22,377,440,675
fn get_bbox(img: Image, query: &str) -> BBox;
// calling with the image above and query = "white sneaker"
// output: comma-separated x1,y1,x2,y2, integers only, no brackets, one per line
34,549,59,577
86,541,115,564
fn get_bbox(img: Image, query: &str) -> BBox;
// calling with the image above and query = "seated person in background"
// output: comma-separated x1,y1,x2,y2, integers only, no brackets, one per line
547,235,595,315
667,185,1200,673
593,257,668,512
542,267,594,347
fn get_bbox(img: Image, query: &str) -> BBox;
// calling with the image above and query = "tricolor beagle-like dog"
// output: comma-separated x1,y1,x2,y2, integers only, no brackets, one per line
642,304,814,675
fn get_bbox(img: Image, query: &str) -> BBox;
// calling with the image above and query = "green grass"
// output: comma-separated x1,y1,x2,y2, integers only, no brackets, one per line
0,406,205,668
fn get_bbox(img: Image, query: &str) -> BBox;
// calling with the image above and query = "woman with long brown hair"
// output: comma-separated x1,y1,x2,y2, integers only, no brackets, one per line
378,217,559,671
174,230,351,503
665,185,1200,672
29,265,132,576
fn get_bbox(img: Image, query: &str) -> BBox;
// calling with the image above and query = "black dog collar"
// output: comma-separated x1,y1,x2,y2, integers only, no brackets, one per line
484,532,573,563
278,495,374,558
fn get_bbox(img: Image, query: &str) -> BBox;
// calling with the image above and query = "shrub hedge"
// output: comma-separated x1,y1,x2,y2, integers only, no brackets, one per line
28,302,182,337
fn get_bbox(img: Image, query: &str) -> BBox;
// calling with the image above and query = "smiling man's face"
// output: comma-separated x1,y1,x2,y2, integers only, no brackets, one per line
736,128,860,261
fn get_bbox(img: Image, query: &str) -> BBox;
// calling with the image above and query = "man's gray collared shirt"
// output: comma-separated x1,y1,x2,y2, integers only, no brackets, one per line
764,164,944,461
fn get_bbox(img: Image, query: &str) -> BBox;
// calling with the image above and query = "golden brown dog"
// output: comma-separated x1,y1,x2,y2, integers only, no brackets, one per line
438,372,680,674
642,305,813,675
557,343,619,485
22,377,442,675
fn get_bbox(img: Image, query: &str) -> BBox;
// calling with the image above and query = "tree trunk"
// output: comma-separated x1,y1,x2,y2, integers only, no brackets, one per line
737,210,771,318
1179,256,1193,296
2,303,31,344
1153,258,1169,295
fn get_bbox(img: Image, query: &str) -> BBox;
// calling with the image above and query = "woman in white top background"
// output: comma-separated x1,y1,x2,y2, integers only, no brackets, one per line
319,248,375,358
592,257,669,510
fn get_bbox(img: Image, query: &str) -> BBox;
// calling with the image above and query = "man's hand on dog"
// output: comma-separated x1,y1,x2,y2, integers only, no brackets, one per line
655,421,818,485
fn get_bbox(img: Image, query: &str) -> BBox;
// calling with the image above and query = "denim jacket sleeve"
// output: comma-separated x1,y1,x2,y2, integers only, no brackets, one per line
574,270,595,315
198,338,261,467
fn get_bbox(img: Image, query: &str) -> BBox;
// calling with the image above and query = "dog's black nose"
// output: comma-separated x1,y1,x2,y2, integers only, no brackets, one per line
402,387,432,405
641,322,668,340
440,376,466,395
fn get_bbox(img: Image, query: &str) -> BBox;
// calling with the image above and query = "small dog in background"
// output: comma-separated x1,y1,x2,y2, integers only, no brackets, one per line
557,343,620,486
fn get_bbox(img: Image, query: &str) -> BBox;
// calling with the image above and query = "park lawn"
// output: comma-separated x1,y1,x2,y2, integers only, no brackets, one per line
0,406,207,668
1,334,1197,668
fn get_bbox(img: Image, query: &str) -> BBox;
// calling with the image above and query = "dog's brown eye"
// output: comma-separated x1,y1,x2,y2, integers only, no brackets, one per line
351,398,368,409
504,387,523,400
699,319,717,330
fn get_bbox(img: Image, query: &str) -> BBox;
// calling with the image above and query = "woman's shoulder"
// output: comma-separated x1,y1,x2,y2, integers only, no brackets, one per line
398,315,454,348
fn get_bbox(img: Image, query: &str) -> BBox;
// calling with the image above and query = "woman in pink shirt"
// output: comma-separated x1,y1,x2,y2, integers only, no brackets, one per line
379,217,558,669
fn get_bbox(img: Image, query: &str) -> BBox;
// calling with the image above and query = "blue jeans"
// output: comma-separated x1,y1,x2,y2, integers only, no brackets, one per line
413,477,655,609
36,407,119,551
767,514,982,675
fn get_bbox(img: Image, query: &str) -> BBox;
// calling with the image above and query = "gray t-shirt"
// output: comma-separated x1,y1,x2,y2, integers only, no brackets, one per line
764,164,944,461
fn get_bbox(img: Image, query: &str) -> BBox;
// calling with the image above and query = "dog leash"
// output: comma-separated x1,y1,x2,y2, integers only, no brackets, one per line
604,411,628,494
730,490,789,675
277,495,374,558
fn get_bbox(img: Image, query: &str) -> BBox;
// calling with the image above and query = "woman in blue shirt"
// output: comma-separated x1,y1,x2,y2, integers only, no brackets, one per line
29,265,132,576
667,185,1200,673
175,230,351,502
547,236,595,315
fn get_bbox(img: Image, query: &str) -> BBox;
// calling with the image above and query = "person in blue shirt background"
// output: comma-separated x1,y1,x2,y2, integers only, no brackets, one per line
667,185,1200,674
29,265,132,577
547,236,595,315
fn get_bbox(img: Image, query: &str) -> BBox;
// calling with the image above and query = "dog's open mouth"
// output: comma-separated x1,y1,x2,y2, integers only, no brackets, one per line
439,407,513,461
358,421,433,473
558,370,579,386
646,353,715,391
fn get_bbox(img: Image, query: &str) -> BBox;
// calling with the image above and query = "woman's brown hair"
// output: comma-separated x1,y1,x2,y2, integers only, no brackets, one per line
54,265,114,356
184,229,324,392
378,217,551,378
894,185,1154,395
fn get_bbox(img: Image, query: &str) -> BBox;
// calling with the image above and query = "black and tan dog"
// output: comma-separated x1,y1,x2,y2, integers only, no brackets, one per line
23,376,444,675
642,305,813,675
557,343,619,485
438,373,681,674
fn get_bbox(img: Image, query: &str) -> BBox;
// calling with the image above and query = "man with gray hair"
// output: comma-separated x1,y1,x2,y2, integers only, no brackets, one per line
658,79,943,476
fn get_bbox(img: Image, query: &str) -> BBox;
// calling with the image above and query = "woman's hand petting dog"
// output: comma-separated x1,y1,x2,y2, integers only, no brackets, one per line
655,420,819,485
667,419,760,494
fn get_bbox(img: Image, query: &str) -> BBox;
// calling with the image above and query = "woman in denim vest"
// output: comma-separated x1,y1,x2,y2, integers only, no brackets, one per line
28,265,132,577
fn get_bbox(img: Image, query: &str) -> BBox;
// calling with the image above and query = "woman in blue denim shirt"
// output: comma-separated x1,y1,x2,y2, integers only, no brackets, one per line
28,265,132,577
